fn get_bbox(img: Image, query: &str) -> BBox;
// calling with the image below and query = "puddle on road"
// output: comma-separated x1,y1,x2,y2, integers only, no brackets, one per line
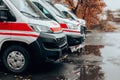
63,45,104,80
101,46,120,80
63,44,120,80
79,45,120,80
0,44,120,80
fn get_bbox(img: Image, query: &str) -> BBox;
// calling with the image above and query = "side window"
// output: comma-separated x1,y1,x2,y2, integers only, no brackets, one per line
7,10,16,21
0,0,3,5
62,11,68,17
33,2,56,20
62,11,73,19
0,3,16,22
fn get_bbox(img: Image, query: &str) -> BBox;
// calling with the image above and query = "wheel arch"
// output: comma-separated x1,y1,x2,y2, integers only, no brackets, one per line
0,41,30,58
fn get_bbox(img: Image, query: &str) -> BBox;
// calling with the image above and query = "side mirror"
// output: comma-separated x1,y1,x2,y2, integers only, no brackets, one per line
0,6,8,21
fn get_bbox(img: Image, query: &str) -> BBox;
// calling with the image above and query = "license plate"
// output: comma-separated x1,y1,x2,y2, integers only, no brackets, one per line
70,46,77,52
70,43,85,52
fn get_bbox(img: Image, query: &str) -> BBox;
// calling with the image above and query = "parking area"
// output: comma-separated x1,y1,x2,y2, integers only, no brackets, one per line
0,28,120,80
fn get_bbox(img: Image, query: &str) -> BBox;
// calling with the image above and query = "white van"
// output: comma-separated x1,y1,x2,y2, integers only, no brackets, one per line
31,0,85,52
0,0,67,73
54,4,87,37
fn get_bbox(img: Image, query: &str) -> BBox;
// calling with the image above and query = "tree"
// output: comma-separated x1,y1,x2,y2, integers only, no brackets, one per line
63,0,106,29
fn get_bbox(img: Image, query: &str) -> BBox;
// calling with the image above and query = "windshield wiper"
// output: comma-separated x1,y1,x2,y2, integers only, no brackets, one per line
56,15,64,18
20,11,39,18
20,11,49,19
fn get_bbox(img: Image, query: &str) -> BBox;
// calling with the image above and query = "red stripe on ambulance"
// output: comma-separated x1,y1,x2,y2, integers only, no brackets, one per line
0,32,39,38
63,29,80,33
0,22,33,31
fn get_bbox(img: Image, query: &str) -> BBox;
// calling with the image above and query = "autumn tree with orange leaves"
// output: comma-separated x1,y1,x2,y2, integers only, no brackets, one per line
63,0,106,29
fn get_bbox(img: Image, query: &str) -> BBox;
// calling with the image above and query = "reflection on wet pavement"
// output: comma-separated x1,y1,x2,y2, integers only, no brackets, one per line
0,32,120,80
101,46,120,80
63,45,104,80
85,32,120,80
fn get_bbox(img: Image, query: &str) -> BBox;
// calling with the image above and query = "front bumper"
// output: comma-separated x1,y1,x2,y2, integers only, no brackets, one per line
67,34,84,46
29,32,68,61
69,42,85,52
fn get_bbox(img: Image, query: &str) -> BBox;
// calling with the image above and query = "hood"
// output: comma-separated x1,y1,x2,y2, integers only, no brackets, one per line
77,19,86,26
22,17,62,33
22,17,60,28
62,18,80,27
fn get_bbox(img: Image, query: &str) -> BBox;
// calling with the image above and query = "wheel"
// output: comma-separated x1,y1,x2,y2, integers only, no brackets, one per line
2,45,30,73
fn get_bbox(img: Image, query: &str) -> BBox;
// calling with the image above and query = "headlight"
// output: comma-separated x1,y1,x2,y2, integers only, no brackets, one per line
81,20,86,26
29,24,52,33
67,23,80,30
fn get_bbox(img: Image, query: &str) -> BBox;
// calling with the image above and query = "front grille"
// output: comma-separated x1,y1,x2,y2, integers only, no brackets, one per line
81,26,84,34
81,26,86,34
76,37,84,44
43,42,58,49
57,37,66,46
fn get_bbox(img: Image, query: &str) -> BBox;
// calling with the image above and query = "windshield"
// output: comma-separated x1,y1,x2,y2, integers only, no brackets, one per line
10,0,46,19
43,1,67,18
62,11,75,20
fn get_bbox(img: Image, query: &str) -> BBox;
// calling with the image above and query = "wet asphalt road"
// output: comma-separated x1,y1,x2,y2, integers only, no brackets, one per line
0,23,120,80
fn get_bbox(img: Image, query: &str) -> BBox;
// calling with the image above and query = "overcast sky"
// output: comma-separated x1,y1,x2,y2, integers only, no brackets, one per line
104,0,120,10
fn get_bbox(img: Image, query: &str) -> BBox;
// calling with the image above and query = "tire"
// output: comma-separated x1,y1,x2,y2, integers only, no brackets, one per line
2,45,30,74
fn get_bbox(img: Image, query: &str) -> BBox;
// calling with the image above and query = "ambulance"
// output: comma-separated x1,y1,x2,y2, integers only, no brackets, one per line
0,0,67,73
54,4,87,38
30,0,85,52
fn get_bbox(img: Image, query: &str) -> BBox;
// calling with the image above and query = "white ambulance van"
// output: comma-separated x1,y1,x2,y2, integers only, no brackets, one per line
54,4,87,38
0,0,67,73
30,0,85,52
